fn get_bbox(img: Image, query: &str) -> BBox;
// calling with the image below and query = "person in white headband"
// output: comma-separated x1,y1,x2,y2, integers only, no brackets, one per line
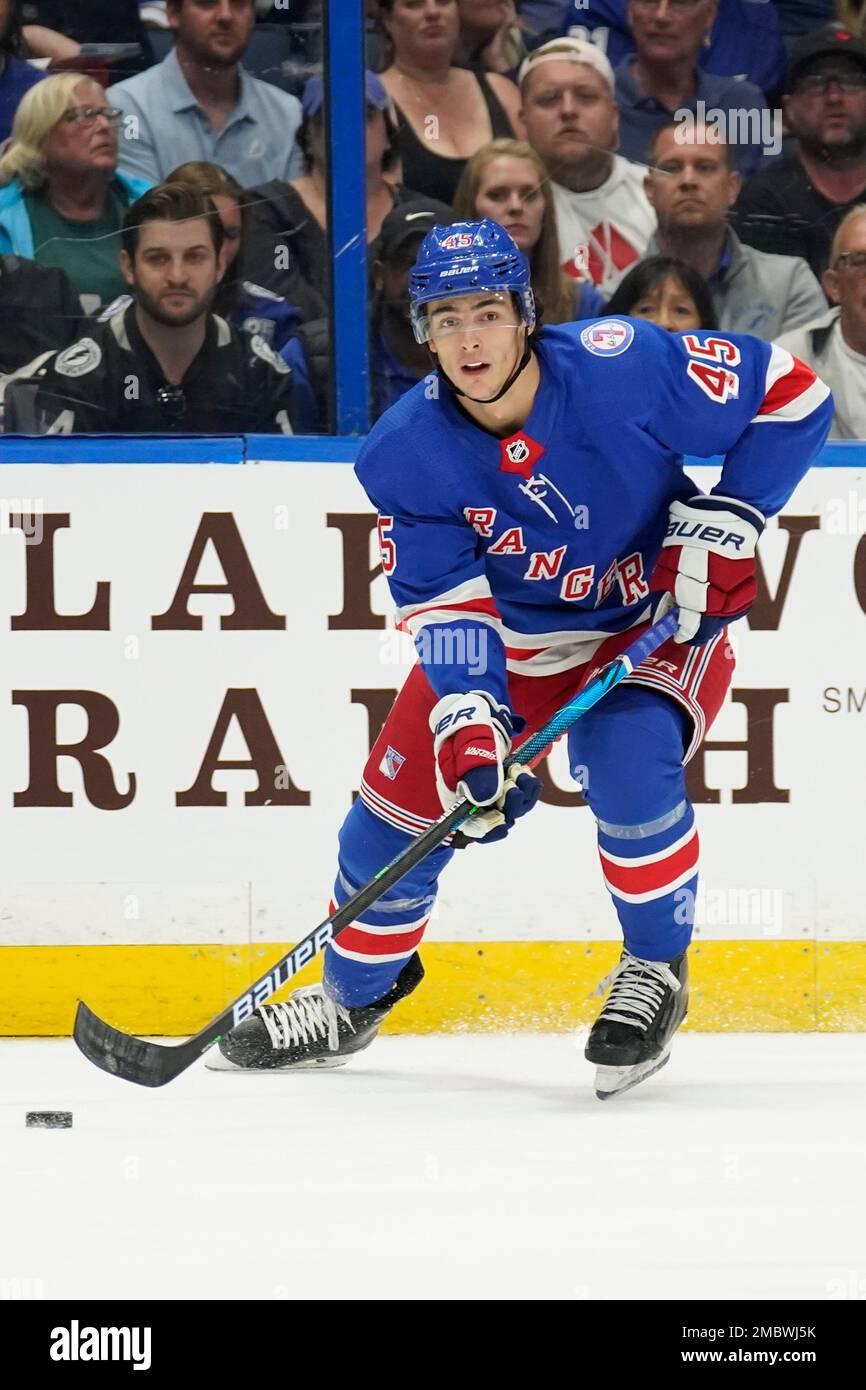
518,36,615,94
519,36,655,296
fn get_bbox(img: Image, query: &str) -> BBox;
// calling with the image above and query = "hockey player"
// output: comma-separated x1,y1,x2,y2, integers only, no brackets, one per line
217,219,832,1097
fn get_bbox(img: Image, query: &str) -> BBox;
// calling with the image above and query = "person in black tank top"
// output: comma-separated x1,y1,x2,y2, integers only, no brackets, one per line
377,0,522,207
392,69,515,206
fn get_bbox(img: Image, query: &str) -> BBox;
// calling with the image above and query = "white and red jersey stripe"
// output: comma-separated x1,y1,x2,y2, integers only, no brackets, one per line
397,575,647,677
396,576,501,638
753,345,830,425
599,824,700,904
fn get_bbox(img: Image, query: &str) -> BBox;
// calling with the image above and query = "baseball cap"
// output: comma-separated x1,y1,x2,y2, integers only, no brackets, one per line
302,71,391,119
518,36,615,95
377,198,455,262
786,23,866,89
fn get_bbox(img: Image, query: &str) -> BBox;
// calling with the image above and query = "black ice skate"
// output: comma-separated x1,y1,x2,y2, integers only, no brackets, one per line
208,953,424,1072
584,950,688,1100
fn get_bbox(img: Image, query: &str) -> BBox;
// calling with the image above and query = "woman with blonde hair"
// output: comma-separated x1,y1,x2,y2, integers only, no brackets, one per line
453,138,605,322
0,70,150,311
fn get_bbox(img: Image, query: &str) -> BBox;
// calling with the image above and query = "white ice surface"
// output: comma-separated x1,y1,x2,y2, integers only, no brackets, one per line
1,1034,865,1302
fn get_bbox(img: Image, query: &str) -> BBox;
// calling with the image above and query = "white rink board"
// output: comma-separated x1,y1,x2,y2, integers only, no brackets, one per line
0,462,863,945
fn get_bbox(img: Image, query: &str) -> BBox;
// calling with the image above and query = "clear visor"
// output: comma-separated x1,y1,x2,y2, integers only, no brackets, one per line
412,291,522,345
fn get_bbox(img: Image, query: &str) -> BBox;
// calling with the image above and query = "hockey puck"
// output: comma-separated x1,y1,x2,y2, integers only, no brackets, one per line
25,1111,72,1129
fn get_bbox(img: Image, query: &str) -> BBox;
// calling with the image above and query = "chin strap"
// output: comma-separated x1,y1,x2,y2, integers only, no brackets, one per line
431,333,534,405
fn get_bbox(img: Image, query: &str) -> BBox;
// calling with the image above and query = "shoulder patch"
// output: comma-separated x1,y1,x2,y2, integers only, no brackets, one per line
580,319,635,358
54,337,102,377
250,333,289,375
242,280,283,303
98,294,133,323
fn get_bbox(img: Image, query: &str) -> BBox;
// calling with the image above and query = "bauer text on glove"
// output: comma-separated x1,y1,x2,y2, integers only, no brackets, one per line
650,494,764,645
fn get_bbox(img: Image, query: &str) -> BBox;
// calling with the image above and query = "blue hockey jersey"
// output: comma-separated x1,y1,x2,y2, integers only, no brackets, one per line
356,318,832,705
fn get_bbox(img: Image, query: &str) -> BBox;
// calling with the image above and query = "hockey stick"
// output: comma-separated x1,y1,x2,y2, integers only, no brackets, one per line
74,609,679,1087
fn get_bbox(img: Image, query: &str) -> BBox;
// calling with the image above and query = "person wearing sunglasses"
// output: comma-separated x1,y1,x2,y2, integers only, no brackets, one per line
0,72,151,314
778,203,866,439
733,25,866,282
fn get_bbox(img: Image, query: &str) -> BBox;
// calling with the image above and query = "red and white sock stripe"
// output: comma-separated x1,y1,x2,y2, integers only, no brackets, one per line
599,824,699,904
328,905,429,966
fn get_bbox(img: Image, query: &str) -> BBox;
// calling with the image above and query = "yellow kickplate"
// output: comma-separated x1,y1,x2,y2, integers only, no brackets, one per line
0,940,858,1036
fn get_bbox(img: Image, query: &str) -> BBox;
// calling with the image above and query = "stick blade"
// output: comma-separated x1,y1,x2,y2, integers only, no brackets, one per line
73,1000,198,1088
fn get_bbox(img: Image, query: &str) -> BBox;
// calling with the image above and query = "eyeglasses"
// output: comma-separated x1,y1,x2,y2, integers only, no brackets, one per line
835,250,866,272
631,0,708,11
60,105,124,129
794,72,866,95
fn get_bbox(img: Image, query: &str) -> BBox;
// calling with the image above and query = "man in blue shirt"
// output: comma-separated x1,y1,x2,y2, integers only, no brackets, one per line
108,0,302,186
613,0,770,176
559,0,786,98
0,0,46,145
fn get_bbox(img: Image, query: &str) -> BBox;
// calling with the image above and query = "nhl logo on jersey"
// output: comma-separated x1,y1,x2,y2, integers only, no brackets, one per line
505,438,530,465
499,430,544,477
580,319,635,357
379,745,406,781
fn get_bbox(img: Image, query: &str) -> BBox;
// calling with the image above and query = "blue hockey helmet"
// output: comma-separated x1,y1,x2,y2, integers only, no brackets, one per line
408,219,536,344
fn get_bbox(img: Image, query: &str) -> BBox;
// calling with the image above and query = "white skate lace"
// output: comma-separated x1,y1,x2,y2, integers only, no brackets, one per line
592,953,680,1034
257,986,355,1052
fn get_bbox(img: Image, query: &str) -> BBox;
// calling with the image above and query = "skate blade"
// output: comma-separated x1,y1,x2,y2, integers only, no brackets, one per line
593,1048,670,1100
204,1050,351,1073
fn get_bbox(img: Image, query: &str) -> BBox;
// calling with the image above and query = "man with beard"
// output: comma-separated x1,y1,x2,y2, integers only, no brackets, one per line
733,25,866,282
519,37,655,296
23,184,297,434
107,0,302,186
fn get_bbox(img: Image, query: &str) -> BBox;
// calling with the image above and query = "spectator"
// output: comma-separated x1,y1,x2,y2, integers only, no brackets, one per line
605,252,715,327
519,38,654,294
240,71,429,309
0,74,151,313
453,136,607,317
0,1,46,145
778,203,866,438
732,24,866,281
283,196,452,429
162,160,322,346
107,0,303,187
377,0,523,205
643,122,826,337
455,1,527,73
614,0,769,175
21,183,297,433
0,253,81,374
558,0,786,98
